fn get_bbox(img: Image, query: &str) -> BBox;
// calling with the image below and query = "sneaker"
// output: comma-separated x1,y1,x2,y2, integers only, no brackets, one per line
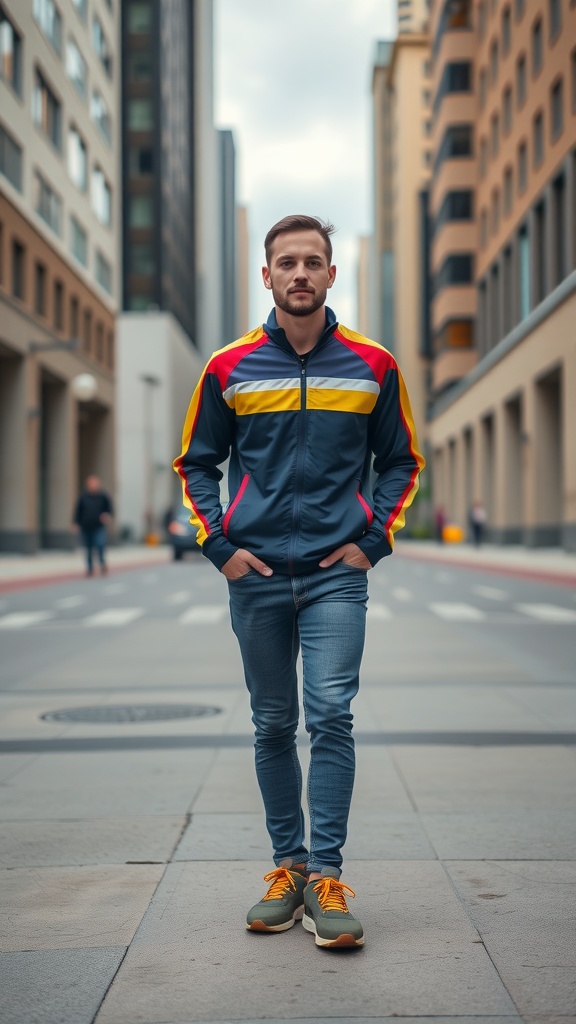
302,875,364,948
246,861,308,932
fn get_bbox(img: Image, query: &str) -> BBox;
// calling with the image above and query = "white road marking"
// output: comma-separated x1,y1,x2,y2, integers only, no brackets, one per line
0,611,54,629
472,585,508,601
367,603,392,620
516,603,576,624
54,595,87,609
179,605,228,625
102,583,125,595
166,591,192,605
429,602,486,621
391,587,413,602
83,608,145,627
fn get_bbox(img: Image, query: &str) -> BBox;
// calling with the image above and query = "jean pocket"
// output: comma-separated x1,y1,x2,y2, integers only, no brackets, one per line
227,567,259,583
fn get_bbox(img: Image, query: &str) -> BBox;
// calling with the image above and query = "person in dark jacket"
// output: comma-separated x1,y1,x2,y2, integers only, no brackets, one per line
73,475,113,576
174,215,425,948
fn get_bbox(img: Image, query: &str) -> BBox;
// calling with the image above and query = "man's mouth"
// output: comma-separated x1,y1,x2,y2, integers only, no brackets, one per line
289,288,313,295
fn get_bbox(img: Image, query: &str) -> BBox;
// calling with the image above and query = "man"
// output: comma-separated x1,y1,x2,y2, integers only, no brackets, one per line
73,475,113,576
174,215,424,948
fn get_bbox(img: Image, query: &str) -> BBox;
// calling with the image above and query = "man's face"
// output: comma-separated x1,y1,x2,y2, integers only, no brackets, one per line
262,230,336,318
86,476,100,492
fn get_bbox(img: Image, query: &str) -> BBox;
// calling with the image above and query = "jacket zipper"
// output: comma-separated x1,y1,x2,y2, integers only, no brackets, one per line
287,354,308,573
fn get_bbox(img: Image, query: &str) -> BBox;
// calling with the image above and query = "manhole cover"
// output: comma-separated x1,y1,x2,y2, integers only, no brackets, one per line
41,704,222,724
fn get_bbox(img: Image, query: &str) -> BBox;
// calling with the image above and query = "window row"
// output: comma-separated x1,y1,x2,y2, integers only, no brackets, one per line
479,76,566,181
433,252,474,297
432,61,473,117
2,232,114,368
33,66,112,149
32,0,113,78
478,1,563,100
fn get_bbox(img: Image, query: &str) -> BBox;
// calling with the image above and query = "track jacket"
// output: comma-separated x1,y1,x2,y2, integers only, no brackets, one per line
174,307,425,575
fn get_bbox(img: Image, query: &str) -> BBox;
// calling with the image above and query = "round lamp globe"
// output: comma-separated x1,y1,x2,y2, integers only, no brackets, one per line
71,373,98,402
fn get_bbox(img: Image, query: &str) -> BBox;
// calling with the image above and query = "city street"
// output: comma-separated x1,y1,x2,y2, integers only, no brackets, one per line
0,547,575,1024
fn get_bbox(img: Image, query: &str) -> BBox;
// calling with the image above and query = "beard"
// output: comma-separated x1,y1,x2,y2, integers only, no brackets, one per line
272,286,328,318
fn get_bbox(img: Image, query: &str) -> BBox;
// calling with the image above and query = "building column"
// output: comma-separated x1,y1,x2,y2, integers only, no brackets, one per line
564,151,576,275
562,348,576,550
491,404,507,543
42,379,77,549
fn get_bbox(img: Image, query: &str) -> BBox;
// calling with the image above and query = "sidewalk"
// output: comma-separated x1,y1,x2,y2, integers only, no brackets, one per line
0,543,171,592
395,538,576,585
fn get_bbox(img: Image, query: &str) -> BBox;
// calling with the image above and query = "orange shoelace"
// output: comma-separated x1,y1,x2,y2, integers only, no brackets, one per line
261,867,298,901
311,877,356,912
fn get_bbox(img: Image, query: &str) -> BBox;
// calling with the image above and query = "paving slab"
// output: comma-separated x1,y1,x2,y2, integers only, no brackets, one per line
390,746,576,811
0,816,186,867
95,860,516,1023
0,863,163,951
363,683,547,731
0,753,37,782
421,809,576,860
146,1019,524,1024
0,947,126,1024
445,861,576,1016
0,749,214,819
500,685,576,729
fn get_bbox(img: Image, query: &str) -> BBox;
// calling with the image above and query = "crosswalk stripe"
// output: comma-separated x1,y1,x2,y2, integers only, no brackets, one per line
516,603,576,623
166,591,192,605
429,602,486,621
367,603,392,620
54,595,87,609
83,608,145,627
102,583,126,595
0,611,54,629
391,587,413,602
179,605,228,625
472,585,508,601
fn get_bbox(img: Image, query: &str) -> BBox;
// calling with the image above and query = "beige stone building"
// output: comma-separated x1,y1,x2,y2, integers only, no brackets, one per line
0,0,119,551
428,0,576,549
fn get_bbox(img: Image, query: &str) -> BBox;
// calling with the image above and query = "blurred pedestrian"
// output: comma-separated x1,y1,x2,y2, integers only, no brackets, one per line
174,214,425,948
434,505,446,543
469,499,487,547
73,475,113,576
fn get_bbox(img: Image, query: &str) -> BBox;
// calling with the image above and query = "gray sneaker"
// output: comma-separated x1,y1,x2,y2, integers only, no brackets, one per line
246,861,308,932
302,874,364,948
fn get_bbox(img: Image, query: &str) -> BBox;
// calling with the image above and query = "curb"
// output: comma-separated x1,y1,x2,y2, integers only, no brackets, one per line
396,547,576,587
0,557,171,594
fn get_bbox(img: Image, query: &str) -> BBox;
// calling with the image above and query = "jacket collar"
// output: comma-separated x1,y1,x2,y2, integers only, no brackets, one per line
264,306,338,355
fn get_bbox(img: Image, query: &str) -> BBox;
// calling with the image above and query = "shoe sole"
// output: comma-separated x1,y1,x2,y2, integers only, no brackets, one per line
246,905,304,932
302,912,364,948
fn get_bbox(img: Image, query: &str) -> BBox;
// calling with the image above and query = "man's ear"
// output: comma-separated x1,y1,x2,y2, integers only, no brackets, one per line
327,264,337,289
262,266,272,290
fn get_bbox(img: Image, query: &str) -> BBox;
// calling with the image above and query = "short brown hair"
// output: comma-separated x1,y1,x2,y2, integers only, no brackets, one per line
264,215,336,265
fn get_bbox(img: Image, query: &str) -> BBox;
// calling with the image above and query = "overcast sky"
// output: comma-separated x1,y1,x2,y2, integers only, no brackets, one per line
214,0,397,329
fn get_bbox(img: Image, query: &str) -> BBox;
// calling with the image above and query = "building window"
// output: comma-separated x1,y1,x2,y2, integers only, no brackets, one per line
127,98,153,131
32,69,62,150
572,49,576,114
0,7,22,94
491,112,500,157
70,295,79,337
517,140,527,193
127,50,153,81
72,0,87,21
552,173,566,285
434,253,474,295
434,124,473,171
70,214,88,266
491,189,500,235
501,6,511,55
480,136,488,178
129,294,151,312
90,90,111,145
95,321,104,362
518,225,530,318
95,250,112,294
129,195,154,227
503,247,513,334
33,0,62,55
503,85,513,134
33,171,62,235
130,242,155,274
533,110,544,167
53,279,64,330
479,67,487,109
534,200,546,303
478,1,487,38
434,190,474,234
127,1,153,32
422,88,431,105
433,320,473,353
490,39,498,85
515,0,525,19
92,16,112,77
549,0,562,41
550,78,564,141
83,308,92,352
91,167,111,226
531,17,543,77
0,123,23,191
128,146,153,176
34,261,46,316
433,61,473,114
11,239,25,299
503,165,513,214
68,126,87,191
480,208,488,248
516,53,526,107
66,38,87,100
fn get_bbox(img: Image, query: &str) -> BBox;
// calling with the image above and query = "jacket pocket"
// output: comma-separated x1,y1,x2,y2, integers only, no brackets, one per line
222,474,250,537
356,490,374,528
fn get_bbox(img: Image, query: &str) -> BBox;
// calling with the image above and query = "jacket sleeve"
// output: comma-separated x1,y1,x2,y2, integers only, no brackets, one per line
173,368,239,570
356,360,425,566
73,496,83,526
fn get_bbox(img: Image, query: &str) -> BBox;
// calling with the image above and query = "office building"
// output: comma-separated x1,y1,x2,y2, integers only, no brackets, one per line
0,0,120,552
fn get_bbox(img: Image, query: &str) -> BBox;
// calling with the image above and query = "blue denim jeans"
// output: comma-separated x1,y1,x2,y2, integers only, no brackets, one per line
227,562,368,876
82,526,107,573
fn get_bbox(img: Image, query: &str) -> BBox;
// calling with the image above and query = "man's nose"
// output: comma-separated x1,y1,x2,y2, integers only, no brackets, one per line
293,266,309,279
